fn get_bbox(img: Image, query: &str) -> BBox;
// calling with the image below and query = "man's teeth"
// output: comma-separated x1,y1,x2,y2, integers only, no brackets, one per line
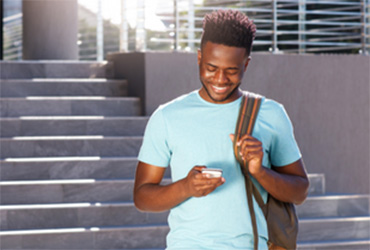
213,86,227,90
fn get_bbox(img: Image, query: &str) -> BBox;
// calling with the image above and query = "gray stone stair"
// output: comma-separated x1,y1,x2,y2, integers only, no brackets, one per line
0,225,169,250
298,239,370,250
296,194,370,218
0,61,114,79
1,61,369,250
0,79,128,97
0,202,169,230
0,97,141,117
298,216,370,242
0,117,148,137
1,193,369,231
0,157,142,180
0,179,137,205
0,136,142,158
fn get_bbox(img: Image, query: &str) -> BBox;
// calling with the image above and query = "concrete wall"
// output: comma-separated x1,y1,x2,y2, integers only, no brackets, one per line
22,0,78,60
108,52,370,195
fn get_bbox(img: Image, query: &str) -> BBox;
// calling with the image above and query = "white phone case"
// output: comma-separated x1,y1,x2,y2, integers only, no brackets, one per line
201,168,223,178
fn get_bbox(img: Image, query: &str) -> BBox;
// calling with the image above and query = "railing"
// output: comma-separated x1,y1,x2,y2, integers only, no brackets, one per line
2,0,369,61
3,13,22,60
131,0,369,54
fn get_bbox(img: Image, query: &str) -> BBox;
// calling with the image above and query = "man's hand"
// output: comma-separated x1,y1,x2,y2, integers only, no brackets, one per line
184,166,225,197
230,134,264,176
229,134,309,204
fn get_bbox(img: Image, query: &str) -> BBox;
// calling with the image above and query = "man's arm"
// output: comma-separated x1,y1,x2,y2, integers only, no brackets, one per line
233,134,309,205
134,161,225,212
252,159,309,205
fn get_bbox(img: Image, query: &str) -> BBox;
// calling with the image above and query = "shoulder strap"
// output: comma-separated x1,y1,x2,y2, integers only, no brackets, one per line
234,92,262,250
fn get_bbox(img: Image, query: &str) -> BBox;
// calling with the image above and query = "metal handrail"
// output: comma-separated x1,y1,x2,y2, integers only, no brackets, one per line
2,0,369,60
3,13,23,60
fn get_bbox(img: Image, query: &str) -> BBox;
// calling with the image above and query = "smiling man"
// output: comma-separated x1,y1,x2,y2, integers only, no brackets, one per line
134,9,309,250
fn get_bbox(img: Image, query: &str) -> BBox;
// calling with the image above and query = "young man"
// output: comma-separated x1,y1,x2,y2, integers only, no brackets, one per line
134,9,309,250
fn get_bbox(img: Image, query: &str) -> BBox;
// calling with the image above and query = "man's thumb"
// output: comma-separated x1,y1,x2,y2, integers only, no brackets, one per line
229,134,235,142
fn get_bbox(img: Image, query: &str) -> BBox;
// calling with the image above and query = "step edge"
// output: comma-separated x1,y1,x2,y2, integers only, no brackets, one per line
1,79,127,83
0,135,143,141
0,224,169,236
0,178,171,186
0,96,139,101
299,215,370,223
0,156,138,163
0,201,134,210
0,116,149,121
297,239,370,247
303,194,370,200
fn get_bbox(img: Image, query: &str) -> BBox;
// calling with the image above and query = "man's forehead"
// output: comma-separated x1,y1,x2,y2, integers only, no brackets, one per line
201,42,248,62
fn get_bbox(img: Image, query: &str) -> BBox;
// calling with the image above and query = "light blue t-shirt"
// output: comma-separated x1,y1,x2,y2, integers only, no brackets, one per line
138,90,302,250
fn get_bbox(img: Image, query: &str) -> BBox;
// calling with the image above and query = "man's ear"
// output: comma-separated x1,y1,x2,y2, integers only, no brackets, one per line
197,49,202,65
243,56,251,72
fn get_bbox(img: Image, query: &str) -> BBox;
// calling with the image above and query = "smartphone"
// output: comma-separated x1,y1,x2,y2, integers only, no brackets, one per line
201,168,223,178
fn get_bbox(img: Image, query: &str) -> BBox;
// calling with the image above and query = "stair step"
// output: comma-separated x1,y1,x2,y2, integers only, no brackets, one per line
297,239,370,250
0,157,137,180
0,136,142,158
0,179,171,205
0,156,171,181
0,61,114,79
0,97,141,117
0,116,148,137
0,202,169,231
297,194,370,218
0,225,169,249
0,79,128,97
298,216,370,242
306,173,325,195
1,223,368,250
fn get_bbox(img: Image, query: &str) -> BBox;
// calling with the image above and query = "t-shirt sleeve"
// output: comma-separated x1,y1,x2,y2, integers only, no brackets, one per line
270,103,302,167
138,107,171,167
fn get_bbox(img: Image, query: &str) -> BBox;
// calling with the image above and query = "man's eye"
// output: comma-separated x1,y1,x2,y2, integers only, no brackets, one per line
207,67,217,72
227,70,238,75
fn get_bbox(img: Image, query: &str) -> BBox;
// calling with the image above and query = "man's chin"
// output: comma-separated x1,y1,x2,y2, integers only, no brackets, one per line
200,82,241,103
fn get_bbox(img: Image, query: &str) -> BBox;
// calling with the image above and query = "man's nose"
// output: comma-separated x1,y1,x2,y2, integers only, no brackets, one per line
215,70,228,84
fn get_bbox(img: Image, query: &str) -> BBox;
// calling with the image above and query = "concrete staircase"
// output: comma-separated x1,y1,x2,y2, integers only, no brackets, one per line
0,61,369,250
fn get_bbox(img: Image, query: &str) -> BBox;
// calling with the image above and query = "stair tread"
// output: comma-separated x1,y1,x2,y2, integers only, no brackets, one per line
0,178,171,185
0,156,137,162
0,224,169,236
297,238,370,247
0,135,142,140
1,96,138,100
1,78,125,82
305,193,370,200
299,216,370,222
0,116,148,120
0,201,134,210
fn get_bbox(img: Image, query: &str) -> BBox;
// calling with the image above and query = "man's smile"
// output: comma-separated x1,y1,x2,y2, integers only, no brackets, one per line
210,85,231,94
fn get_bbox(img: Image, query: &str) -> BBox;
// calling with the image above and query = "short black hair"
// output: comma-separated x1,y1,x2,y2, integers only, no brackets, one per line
201,9,256,56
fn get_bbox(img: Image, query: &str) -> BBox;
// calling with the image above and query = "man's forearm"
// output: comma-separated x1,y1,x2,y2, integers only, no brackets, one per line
253,167,309,205
134,178,190,212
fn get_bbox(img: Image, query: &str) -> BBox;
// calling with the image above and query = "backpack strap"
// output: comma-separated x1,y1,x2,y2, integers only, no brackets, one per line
234,92,262,250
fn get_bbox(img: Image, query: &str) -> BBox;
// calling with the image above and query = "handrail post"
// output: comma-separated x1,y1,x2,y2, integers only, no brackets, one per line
272,0,278,53
136,0,146,51
120,0,129,52
299,0,306,54
174,0,179,51
97,0,104,61
362,0,370,55
0,0,3,60
188,0,195,51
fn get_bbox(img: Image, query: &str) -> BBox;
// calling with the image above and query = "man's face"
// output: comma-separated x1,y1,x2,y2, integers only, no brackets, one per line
198,41,250,104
